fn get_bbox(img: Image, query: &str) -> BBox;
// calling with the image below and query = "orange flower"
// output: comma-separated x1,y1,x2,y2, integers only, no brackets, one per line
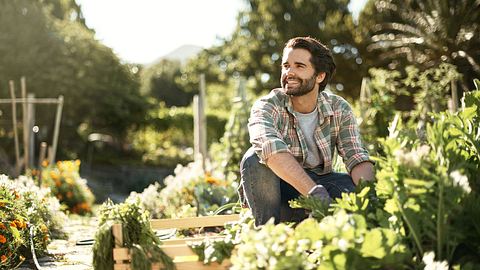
55,180,62,187
56,194,63,200
14,220,26,229
0,223,6,230
66,191,73,199
1,255,6,262
9,221,16,228
50,171,59,181
41,159,49,167
0,235,6,243
13,191,20,199
0,202,4,207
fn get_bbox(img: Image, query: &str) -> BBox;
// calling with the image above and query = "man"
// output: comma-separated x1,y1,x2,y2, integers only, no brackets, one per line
240,37,374,226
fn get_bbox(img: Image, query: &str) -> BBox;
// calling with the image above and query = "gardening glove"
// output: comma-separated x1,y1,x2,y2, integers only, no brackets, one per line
308,184,331,204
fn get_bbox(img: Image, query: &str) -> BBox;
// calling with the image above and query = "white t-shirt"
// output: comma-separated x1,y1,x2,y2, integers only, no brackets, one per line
294,108,321,168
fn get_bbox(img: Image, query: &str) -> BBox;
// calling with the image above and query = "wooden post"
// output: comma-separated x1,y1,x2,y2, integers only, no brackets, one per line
450,80,458,112
49,95,64,165
38,142,47,168
9,81,21,176
27,93,35,168
193,74,207,171
21,77,29,171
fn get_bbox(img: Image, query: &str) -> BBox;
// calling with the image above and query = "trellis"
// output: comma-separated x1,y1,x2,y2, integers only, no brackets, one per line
0,77,63,175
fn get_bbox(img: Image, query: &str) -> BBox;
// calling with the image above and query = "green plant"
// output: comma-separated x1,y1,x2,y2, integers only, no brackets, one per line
92,200,174,270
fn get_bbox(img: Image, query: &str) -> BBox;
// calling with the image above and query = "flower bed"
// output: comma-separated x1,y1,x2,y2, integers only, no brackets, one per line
0,175,67,268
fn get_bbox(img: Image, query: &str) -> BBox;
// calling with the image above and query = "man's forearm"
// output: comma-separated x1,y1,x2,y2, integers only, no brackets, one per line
350,161,375,185
266,152,316,195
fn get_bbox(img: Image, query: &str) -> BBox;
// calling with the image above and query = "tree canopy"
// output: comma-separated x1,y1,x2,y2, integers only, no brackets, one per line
0,0,148,161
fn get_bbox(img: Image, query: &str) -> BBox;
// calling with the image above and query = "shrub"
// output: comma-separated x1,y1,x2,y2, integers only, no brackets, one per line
127,160,238,219
40,160,95,215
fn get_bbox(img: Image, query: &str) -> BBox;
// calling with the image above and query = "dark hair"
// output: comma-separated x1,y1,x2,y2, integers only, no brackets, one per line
284,37,336,91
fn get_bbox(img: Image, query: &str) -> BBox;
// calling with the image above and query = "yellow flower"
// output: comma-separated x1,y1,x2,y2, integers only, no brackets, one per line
40,224,48,233
66,177,74,185
9,221,16,228
41,159,49,167
0,234,6,243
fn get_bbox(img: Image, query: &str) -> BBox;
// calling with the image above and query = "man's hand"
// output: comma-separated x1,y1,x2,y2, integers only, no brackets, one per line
308,184,331,203
351,161,375,185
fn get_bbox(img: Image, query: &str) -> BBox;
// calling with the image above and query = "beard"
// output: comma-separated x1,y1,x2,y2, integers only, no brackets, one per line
281,73,317,97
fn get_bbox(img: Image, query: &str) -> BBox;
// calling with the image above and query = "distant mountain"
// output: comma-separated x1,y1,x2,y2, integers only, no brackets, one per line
147,44,203,66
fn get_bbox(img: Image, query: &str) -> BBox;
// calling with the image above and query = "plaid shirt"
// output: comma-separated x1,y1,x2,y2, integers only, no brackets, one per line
248,88,371,175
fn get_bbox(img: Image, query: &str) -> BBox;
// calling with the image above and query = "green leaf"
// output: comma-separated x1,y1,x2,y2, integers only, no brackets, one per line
360,229,386,258
294,218,322,242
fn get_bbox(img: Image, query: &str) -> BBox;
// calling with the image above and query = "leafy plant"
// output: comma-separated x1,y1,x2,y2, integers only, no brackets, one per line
92,200,174,270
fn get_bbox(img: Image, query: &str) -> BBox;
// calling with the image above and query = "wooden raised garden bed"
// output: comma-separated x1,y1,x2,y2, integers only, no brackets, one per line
112,214,240,270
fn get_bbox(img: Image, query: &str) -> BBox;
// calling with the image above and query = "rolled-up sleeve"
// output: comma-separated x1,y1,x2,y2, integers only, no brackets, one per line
336,104,372,173
248,100,290,164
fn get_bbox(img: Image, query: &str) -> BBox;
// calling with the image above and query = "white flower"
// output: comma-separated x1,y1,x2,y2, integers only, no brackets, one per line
336,238,349,252
423,251,449,270
450,170,471,193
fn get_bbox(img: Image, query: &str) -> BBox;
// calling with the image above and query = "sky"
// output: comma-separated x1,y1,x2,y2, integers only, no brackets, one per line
76,0,368,64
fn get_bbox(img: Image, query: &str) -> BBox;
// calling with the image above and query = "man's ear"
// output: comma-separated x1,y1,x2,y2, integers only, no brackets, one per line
316,72,326,84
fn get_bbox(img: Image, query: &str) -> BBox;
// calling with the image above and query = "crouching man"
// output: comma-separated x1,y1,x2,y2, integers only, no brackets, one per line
240,37,374,226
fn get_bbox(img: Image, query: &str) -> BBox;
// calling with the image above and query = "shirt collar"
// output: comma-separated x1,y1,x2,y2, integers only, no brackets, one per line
284,90,334,121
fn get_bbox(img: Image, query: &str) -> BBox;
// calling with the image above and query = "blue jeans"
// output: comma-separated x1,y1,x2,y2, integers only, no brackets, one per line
239,147,356,226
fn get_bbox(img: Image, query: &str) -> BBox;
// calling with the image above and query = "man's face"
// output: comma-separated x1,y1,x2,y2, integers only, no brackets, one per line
281,48,324,96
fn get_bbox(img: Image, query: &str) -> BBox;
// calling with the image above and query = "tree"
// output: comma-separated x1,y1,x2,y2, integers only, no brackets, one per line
0,0,148,163
358,0,480,91
141,59,193,107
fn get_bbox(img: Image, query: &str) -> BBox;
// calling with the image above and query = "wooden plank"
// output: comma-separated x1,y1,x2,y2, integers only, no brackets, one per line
112,224,124,248
150,214,239,230
113,263,130,270
113,248,130,261
162,235,225,245
162,244,197,257
175,260,231,270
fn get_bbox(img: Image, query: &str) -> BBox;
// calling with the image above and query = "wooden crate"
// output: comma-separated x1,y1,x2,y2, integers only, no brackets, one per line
113,214,240,270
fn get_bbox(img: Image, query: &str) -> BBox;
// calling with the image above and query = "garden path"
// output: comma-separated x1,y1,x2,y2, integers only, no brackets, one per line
19,216,98,270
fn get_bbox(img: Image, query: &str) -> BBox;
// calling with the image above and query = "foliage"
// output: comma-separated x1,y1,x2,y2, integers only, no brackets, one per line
128,103,228,167
0,0,148,164
92,200,174,270
359,0,479,91
372,87,480,266
127,160,238,219
0,174,66,269
39,160,95,215
357,63,460,150
140,59,193,107
209,79,251,181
